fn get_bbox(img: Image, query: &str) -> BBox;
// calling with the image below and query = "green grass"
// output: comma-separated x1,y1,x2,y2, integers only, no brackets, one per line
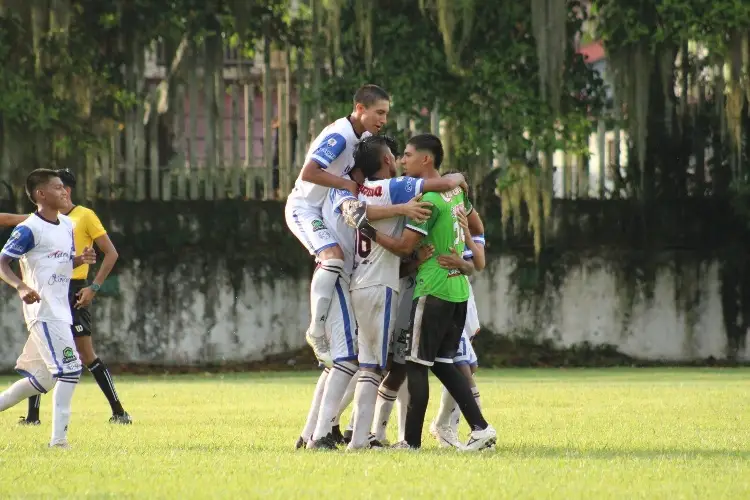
0,368,749,499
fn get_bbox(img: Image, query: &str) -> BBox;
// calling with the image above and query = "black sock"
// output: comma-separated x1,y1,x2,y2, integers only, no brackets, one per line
431,362,488,430
27,394,41,421
88,358,125,415
404,361,430,448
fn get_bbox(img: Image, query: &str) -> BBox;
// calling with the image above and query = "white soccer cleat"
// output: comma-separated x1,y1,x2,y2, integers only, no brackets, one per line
305,331,333,368
429,419,464,449
48,440,70,449
462,425,497,452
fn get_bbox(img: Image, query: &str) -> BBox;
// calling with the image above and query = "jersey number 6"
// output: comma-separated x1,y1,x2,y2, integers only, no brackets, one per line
356,230,372,258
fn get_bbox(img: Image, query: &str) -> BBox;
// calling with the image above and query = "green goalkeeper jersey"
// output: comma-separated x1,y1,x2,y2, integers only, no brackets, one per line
405,188,471,302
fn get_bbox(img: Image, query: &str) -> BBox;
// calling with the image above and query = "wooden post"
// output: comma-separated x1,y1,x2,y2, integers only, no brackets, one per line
203,44,216,201
244,83,255,198
149,90,160,200
230,83,241,198
174,83,186,200
188,63,200,200
262,35,274,200
597,119,606,198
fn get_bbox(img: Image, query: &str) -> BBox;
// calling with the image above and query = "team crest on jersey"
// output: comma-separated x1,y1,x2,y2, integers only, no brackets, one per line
62,347,76,364
311,219,326,232
327,137,337,147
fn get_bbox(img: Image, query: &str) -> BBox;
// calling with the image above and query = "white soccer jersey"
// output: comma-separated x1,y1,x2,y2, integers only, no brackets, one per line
289,117,371,208
351,176,425,292
1,213,75,327
324,181,358,282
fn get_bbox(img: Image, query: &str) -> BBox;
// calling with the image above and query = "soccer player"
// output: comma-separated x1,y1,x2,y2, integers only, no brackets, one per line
343,135,467,450
430,209,486,443
0,169,96,448
296,160,434,450
285,84,390,367
360,134,497,451
0,169,132,425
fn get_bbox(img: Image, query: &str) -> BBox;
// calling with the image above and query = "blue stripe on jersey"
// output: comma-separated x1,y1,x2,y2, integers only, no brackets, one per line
311,133,347,168
381,287,393,369
16,369,47,393
42,322,64,377
335,280,355,357
388,177,421,205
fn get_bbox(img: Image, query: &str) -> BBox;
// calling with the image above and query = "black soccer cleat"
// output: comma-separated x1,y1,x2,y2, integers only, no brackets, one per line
109,412,133,425
367,434,385,449
18,416,41,426
295,436,307,450
343,429,353,444
330,425,346,445
306,433,339,450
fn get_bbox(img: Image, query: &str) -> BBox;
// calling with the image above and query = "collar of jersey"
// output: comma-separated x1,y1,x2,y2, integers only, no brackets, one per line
34,212,60,225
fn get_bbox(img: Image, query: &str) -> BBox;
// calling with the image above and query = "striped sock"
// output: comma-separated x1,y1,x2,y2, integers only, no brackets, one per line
88,358,124,415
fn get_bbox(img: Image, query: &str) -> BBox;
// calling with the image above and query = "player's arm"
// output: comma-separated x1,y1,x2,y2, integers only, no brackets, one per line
365,200,431,223
300,133,358,195
437,248,476,276
399,244,434,277
422,173,466,193
366,227,424,257
0,226,40,303
0,213,28,227
460,209,486,271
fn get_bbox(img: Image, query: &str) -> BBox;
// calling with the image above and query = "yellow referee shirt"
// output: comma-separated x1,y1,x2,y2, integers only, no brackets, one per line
65,205,107,280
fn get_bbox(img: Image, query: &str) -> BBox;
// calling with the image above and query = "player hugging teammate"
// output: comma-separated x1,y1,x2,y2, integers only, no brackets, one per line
291,115,496,450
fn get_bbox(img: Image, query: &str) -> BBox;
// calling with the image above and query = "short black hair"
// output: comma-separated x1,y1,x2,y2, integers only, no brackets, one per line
56,168,77,188
25,169,61,203
407,133,444,169
354,136,388,179
353,84,390,108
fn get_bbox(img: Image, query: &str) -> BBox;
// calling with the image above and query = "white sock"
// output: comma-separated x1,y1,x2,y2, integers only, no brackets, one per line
349,372,382,448
0,378,41,411
301,368,329,441
371,385,398,442
396,380,409,443
472,385,481,411
333,370,358,426
436,386,457,428
309,259,344,338
51,379,77,444
312,362,357,441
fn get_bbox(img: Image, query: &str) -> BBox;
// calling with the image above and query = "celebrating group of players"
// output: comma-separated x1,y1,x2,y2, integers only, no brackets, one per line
286,84,497,451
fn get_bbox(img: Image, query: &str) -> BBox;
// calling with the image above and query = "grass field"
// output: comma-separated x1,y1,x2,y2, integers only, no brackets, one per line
0,368,749,499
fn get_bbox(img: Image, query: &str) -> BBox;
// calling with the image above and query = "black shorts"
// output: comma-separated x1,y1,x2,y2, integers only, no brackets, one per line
69,279,93,338
406,295,467,366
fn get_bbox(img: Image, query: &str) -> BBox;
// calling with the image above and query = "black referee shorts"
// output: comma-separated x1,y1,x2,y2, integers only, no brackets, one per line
406,295,467,366
68,279,93,338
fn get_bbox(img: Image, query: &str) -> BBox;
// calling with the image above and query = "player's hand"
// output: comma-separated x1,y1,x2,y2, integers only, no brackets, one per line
416,244,434,264
75,287,96,309
16,283,40,304
80,246,97,265
344,178,359,197
459,180,470,195
436,247,465,270
456,208,471,240
401,195,432,223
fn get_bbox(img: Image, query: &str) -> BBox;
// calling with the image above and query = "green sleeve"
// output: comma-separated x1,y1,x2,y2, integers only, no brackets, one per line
405,203,437,236
464,196,474,215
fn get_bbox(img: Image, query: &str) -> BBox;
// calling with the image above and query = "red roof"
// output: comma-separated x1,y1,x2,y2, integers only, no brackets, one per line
578,40,605,63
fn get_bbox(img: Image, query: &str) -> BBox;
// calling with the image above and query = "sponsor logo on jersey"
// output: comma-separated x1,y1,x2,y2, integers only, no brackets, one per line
327,137,337,147
48,273,71,286
47,250,72,262
440,186,463,202
358,185,383,197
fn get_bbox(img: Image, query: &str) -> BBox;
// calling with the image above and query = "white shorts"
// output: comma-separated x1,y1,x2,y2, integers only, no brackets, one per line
454,330,478,367
390,276,416,365
351,285,399,370
285,198,338,255
16,320,82,391
465,286,480,340
327,278,358,364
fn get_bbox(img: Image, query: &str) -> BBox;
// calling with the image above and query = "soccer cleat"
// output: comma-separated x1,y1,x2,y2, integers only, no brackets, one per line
368,434,385,448
305,331,333,368
18,416,41,426
330,425,346,445
109,412,133,425
48,440,70,449
429,419,464,449
306,433,339,450
295,436,307,450
462,425,497,452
